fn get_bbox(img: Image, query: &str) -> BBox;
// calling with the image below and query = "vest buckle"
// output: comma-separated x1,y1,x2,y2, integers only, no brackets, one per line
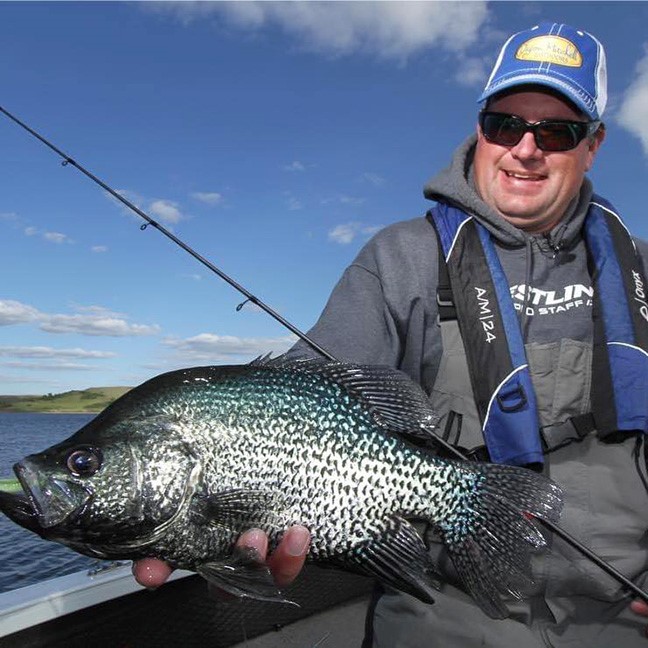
496,383,527,413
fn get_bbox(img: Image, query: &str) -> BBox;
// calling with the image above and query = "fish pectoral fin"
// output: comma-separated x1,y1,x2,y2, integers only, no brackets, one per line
197,546,298,605
190,488,285,528
348,516,442,603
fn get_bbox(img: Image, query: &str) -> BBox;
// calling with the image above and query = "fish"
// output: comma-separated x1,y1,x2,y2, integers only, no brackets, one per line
0,357,562,619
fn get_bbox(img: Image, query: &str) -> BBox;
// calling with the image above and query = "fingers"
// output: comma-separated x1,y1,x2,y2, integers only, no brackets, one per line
132,525,311,591
630,600,648,638
208,525,310,601
235,527,269,560
132,529,269,590
132,558,174,588
267,525,311,587
630,599,648,617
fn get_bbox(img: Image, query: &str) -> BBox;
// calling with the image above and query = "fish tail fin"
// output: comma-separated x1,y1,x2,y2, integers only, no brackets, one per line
434,462,562,619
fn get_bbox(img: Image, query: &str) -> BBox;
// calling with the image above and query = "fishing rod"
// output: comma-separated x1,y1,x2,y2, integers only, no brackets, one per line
2,103,647,606
0,105,335,364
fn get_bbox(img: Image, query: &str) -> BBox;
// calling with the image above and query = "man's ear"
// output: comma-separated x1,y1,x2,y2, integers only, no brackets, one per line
585,123,606,171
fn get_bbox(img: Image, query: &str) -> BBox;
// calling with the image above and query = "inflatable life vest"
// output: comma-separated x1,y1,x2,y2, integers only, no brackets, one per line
427,196,648,467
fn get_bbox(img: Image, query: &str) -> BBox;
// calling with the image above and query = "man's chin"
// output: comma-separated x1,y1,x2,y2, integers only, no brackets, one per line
495,207,559,234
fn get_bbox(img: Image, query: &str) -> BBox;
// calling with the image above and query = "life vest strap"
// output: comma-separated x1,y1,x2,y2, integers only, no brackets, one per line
432,214,458,322
540,413,596,452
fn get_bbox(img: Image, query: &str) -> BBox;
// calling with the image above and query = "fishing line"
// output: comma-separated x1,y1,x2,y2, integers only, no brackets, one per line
311,632,331,647
2,104,648,606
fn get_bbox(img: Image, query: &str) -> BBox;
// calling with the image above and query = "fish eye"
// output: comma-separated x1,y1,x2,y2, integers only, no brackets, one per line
66,448,103,478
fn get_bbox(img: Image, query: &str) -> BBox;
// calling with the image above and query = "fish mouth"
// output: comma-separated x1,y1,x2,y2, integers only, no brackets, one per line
0,476,44,535
10,460,92,529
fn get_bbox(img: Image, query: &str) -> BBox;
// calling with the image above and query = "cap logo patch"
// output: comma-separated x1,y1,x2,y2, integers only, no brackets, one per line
516,36,582,67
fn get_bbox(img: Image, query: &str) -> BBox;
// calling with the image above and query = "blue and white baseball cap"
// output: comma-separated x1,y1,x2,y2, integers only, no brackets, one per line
478,22,607,120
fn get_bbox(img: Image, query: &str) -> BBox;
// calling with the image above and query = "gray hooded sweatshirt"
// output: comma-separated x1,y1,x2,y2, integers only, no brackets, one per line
291,136,648,647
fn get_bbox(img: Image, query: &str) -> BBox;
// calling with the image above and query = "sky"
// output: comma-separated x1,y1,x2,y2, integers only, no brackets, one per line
0,1,647,395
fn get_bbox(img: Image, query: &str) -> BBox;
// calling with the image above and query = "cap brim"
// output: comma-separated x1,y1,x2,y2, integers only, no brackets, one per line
478,76,597,120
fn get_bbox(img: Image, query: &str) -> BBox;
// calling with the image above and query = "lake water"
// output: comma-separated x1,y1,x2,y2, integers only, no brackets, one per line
0,412,106,593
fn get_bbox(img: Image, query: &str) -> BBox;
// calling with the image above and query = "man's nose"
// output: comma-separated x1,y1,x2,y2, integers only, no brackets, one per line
510,131,543,160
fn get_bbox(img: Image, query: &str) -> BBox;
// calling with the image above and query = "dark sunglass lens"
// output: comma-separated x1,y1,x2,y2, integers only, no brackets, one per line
481,113,591,151
535,123,581,151
482,114,525,146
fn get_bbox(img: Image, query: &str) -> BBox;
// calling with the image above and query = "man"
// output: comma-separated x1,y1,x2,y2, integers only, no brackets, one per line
135,22,648,646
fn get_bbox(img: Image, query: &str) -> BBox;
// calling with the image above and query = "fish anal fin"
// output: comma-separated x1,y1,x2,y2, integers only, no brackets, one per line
197,546,298,605
347,516,441,603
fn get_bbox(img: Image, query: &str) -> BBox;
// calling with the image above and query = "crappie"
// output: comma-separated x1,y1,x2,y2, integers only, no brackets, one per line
0,358,562,618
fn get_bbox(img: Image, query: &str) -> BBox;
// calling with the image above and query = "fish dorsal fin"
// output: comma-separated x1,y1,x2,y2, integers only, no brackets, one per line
248,352,274,366
265,356,440,436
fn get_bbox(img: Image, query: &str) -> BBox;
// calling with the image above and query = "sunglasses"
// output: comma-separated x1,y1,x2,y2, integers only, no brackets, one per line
479,111,601,152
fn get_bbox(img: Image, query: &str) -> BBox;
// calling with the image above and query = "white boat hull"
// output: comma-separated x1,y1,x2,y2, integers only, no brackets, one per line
0,563,373,647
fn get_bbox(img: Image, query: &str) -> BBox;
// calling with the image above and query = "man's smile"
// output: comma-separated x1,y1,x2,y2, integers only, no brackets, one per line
503,170,547,181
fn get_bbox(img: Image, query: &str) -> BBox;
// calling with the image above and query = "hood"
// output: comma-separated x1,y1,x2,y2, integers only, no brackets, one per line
423,135,594,250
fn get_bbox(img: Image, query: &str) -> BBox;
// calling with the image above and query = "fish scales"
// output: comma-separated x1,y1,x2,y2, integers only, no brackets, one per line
0,357,563,619
156,367,439,557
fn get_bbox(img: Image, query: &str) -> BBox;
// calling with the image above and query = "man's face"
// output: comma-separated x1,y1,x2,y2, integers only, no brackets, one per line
473,89,605,234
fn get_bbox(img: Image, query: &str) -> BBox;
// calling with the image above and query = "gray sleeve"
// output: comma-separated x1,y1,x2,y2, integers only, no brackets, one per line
287,261,402,366
286,217,443,391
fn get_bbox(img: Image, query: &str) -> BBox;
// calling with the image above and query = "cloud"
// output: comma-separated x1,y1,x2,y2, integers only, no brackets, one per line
149,199,184,224
283,192,304,211
0,373,54,386
0,346,115,359
617,44,648,157
361,172,385,187
321,195,366,207
24,226,72,244
151,2,489,62
43,231,70,244
108,188,145,215
91,245,108,253
454,54,491,88
0,300,40,325
328,222,382,245
163,333,296,362
191,191,223,205
74,305,123,316
40,314,160,337
283,161,306,172
328,223,358,245
339,195,365,206
1,361,98,371
0,299,160,337
107,190,188,224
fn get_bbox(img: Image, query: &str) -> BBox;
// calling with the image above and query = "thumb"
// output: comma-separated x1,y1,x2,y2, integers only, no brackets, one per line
267,525,311,587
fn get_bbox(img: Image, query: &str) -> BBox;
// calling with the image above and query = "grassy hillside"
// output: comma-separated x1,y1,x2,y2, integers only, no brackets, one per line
0,387,131,413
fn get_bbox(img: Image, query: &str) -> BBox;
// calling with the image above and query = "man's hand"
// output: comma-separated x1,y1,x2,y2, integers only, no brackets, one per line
131,525,311,590
630,599,648,637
